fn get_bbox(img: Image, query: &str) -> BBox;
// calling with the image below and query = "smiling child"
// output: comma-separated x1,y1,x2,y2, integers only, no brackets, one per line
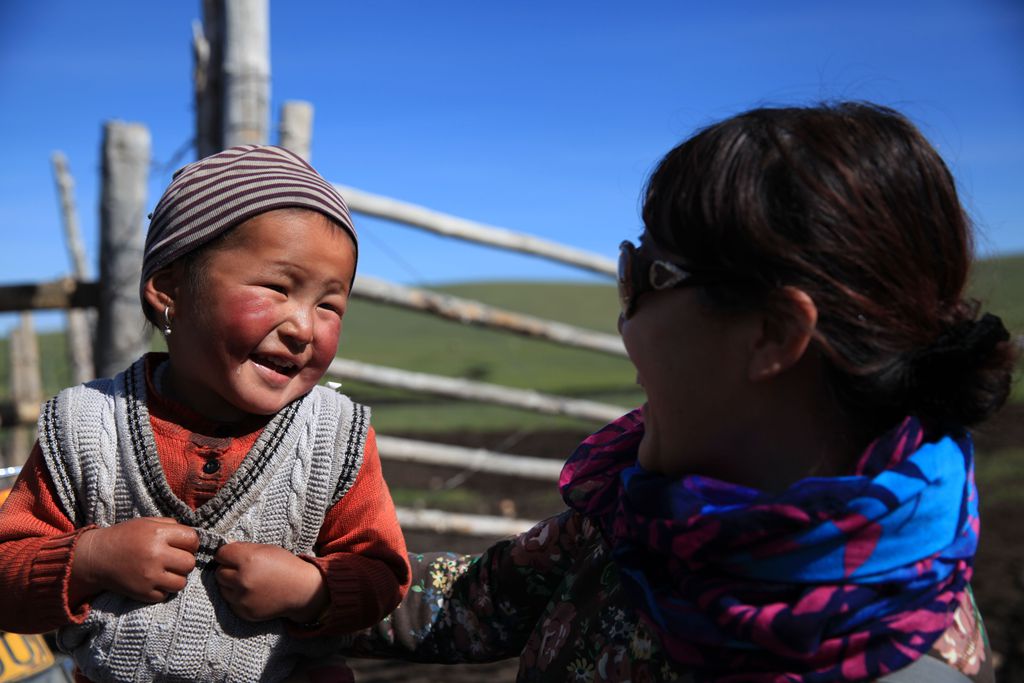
0,145,410,682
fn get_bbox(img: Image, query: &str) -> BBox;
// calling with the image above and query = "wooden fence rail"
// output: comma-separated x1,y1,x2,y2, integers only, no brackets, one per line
376,435,562,481
336,184,617,278
0,279,98,312
396,507,537,537
0,401,40,429
353,275,625,356
328,358,626,423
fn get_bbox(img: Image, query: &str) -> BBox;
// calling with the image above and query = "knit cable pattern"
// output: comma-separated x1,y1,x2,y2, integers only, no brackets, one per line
37,357,368,683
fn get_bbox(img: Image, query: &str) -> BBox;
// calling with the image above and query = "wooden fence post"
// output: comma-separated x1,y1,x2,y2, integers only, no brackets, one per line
5,314,42,466
9,314,42,410
95,121,150,379
51,151,95,384
221,0,269,147
192,2,224,158
278,101,313,161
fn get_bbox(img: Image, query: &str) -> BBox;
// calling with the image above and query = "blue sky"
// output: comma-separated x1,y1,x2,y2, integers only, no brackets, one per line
1,1,1022,333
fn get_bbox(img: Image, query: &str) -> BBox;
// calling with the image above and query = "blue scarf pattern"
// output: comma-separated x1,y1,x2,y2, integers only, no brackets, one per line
559,412,977,682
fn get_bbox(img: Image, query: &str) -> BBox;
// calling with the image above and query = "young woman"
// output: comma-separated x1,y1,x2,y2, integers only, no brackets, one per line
345,102,1015,682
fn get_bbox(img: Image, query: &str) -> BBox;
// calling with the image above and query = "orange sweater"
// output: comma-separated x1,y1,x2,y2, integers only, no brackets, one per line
0,355,409,640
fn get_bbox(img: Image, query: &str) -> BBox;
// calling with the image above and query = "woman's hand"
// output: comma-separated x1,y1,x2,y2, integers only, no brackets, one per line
71,517,199,604
214,541,328,623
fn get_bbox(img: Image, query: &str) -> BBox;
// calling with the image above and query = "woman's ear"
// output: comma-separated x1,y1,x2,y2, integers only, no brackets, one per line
141,265,179,317
747,287,817,382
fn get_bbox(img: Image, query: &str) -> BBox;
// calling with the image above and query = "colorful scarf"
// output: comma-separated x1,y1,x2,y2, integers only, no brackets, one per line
559,410,977,682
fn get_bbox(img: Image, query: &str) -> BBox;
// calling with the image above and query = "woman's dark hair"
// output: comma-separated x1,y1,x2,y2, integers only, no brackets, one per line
642,101,1017,432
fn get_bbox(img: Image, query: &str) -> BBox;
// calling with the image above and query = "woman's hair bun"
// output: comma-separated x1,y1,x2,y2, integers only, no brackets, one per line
906,312,1015,428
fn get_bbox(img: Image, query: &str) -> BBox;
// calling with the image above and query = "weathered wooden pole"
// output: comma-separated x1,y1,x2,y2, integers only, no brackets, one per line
352,275,626,356
192,5,224,158
51,154,90,278
335,184,618,277
327,357,627,422
50,152,95,384
0,279,99,313
9,314,43,410
278,100,313,161
376,435,563,481
221,0,269,148
395,507,537,537
95,121,150,379
6,314,42,466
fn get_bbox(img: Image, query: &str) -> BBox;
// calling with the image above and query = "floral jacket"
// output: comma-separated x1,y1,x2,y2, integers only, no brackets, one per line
347,509,994,682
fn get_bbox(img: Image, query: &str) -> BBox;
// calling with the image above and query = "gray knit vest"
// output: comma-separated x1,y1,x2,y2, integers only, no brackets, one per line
37,358,368,683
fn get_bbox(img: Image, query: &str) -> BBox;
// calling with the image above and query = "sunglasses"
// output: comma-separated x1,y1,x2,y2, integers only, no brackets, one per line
617,240,730,319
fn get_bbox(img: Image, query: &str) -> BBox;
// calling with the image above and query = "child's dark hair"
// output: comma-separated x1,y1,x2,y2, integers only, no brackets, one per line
642,101,1017,433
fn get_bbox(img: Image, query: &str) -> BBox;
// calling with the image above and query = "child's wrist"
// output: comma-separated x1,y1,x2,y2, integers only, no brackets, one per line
288,565,330,626
294,598,332,629
68,527,104,605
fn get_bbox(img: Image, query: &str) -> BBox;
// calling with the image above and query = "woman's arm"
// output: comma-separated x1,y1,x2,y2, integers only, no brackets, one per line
346,508,588,663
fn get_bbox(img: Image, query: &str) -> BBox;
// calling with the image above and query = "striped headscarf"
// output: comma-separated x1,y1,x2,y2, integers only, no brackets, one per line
141,145,356,295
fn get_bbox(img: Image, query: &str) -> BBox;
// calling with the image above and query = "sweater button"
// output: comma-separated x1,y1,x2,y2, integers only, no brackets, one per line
203,459,221,474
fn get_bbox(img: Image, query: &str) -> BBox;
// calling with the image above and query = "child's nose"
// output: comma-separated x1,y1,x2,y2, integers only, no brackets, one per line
280,305,315,347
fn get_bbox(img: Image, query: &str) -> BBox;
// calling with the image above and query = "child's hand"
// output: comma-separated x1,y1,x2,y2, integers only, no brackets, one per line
214,542,328,624
73,517,199,604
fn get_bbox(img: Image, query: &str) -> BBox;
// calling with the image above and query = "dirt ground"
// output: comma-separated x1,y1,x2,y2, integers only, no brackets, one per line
348,408,1024,682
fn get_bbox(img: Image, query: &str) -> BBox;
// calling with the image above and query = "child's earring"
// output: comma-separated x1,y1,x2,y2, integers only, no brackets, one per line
162,306,173,337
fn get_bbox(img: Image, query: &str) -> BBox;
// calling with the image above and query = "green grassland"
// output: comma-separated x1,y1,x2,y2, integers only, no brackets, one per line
966,253,1024,337
1,253,1021,432
967,253,1024,403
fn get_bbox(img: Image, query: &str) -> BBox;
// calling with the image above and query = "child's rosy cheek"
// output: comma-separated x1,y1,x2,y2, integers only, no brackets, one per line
316,323,342,352
221,295,277,338
230,294,276,322
310,319,341,355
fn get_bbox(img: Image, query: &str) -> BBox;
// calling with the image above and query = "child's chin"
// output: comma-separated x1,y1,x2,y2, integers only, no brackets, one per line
238,387,314,416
